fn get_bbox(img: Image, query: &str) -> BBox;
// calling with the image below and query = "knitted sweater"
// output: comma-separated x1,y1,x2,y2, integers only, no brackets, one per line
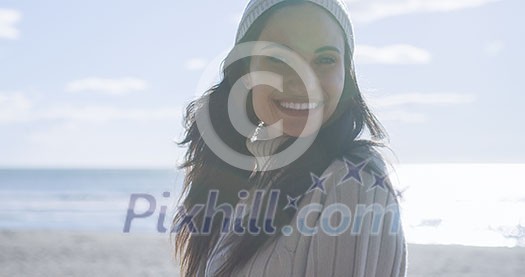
199,137,408,276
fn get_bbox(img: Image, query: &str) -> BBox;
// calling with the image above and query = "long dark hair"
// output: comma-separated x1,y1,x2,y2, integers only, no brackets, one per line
173,2,388,276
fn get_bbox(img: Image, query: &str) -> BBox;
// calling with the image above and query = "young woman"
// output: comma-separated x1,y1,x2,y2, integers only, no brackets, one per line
174,0,407,276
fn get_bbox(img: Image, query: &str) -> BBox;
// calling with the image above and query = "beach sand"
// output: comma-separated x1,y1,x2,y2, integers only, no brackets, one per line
0,230,180,276
1,230,524,276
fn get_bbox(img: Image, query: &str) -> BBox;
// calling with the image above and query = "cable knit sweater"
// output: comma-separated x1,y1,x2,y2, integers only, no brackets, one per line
199,137,408,276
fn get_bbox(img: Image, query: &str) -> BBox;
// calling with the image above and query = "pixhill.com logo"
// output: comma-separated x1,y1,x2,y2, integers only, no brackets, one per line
123,158,401,237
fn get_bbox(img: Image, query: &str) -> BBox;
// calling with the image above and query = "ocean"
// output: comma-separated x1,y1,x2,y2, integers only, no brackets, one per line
0,164,524,247
0,169,184,233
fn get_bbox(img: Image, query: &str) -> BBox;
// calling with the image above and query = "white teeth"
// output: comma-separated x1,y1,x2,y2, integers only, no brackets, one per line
278,101,320,110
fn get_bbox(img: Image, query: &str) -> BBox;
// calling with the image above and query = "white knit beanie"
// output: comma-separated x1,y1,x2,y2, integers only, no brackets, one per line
235,0,355,56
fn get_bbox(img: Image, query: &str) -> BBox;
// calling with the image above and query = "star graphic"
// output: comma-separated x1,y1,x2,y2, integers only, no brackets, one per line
367,172,389,192
284,194,300,210
341,158,368,186
307,172,329,194
394,187,409,200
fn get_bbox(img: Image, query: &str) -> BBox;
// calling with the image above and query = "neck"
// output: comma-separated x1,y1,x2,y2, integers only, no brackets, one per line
245,135,290,172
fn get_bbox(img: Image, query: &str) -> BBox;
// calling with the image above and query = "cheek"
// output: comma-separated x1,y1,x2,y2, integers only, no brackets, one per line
251,86,275,122
320,70,345,115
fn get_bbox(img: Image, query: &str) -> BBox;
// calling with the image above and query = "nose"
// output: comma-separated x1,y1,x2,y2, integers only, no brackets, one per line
283,71,305,96
282,67,321,99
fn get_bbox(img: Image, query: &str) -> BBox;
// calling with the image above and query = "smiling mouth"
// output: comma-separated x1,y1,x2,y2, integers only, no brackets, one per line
273,99,324,116
277,100,320,110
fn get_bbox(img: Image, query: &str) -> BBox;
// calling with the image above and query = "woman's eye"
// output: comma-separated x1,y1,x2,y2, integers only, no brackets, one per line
316,56,336,65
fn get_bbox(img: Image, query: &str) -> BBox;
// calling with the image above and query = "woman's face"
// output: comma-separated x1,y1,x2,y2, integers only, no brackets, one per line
249,3,346,137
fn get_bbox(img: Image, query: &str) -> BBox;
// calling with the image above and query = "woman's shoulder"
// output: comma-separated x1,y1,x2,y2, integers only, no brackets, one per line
287,143,407,277
314,143,399,206
342,142,389,174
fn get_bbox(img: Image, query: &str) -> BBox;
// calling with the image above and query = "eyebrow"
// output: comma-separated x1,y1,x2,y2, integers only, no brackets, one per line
315,46,341,54
261,43,291,52
261,43,341,54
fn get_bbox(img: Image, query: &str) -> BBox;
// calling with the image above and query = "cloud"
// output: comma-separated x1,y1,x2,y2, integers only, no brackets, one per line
355,44,431,65
368,92,476,123
0,92,33,123
185,58,208,71
21,121,184,168
65,77,148,95
0,92,183,167
0,8,21,39
484,40,505,57
346,0,501,22
369,92,476,108
0,92,181,124
40,105,182,122
377,110,427,123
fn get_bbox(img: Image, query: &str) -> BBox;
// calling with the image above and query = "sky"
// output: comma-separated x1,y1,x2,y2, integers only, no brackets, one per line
0,0,523,168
